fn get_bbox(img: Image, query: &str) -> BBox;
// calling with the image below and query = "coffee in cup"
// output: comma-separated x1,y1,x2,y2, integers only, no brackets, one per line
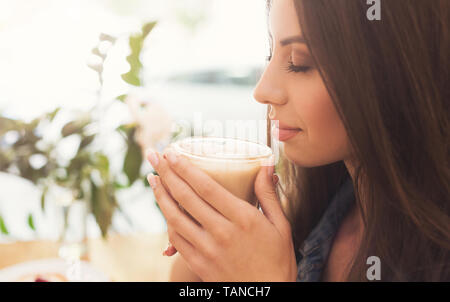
166,136,273,208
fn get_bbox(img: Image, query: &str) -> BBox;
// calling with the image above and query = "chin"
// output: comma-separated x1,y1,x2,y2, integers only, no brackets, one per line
281,142,314,167
282,142,345,168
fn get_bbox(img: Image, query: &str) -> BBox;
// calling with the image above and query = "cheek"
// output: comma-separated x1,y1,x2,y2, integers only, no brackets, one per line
286,77,350,166
304,92,345,146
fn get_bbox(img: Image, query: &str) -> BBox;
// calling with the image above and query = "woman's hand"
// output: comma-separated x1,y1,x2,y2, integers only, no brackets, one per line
146,148,298,282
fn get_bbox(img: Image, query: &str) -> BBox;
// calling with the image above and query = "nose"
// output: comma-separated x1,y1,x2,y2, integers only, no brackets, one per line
253,60,286,106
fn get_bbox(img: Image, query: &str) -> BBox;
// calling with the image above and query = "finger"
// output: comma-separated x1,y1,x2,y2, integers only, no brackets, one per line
254,160,289,232
166,225,197,264
160,176,173,197
147,174,212,252
147,150,232,233
162,148,247,223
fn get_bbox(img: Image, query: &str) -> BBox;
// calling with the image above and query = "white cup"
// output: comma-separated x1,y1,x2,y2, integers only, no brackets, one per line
167,136,273,207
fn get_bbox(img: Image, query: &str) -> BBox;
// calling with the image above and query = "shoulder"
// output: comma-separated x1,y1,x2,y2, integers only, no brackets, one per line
295,177,355,281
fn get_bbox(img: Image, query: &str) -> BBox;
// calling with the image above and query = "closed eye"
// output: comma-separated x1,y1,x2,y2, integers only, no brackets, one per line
266,54,312,73
286,60,311,73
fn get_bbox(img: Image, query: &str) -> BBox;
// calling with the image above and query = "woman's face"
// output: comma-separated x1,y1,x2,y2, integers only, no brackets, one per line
253,0,351,167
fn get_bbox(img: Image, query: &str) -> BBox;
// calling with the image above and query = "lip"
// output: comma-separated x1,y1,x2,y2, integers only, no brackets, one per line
270,119,302,141
270,119,302,130
274,128,302,141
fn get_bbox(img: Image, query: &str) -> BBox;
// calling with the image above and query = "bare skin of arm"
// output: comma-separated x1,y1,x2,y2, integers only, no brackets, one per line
169,254,203,282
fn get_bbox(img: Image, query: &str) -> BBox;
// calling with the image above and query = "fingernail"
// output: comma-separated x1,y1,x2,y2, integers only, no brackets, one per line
147,174,157,189
147,150,159,168
273,174,279,185
162,246,171,256
165,149,178,165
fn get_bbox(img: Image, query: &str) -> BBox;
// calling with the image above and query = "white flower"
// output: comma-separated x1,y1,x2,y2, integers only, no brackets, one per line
125,94,172,153
48,184,74,207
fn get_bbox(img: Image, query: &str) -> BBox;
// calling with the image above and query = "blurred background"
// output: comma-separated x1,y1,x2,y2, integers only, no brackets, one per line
0,0,270,280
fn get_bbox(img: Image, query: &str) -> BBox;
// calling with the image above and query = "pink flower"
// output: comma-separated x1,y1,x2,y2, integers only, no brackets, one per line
126,94,172,153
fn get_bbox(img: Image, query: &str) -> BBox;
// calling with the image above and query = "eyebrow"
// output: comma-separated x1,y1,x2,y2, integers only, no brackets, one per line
280,35,306,46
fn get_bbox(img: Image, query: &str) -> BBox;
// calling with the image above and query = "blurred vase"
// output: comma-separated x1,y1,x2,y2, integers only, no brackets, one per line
56,199,89,262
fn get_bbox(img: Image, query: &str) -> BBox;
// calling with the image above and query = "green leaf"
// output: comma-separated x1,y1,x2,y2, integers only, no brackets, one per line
28,117,41,131
121,21,157,87
75,187,84,200
90,181,116,237
61,114,91,137
91,47,106,60
87,63,103,74
61,121,85,137
79,135,95,149
0,116,19,136
113,181,129,189
0,215,9,235
27,214,36,231
46,107,61,121
116,123,136,136
116,94,128,103
99,33,116,43
121,71,141,86
142,175,150,187
123,130,143,185
128,36,144,70
121,35,143,86
142,21,157,39
95,153,110,178
0,151,10,170
68,152,88,174
41,186,48,211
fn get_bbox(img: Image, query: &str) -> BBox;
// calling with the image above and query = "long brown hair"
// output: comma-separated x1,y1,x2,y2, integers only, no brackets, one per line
268,0,450,281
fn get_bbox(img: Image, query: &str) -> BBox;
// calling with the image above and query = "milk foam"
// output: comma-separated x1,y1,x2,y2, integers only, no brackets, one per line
173,137,272,161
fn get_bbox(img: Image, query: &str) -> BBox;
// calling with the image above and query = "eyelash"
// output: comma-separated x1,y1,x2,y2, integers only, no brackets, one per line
286,60,311,73
265,54,311,73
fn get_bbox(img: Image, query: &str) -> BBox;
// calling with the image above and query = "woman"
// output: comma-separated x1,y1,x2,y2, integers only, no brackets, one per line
146,0,449,281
